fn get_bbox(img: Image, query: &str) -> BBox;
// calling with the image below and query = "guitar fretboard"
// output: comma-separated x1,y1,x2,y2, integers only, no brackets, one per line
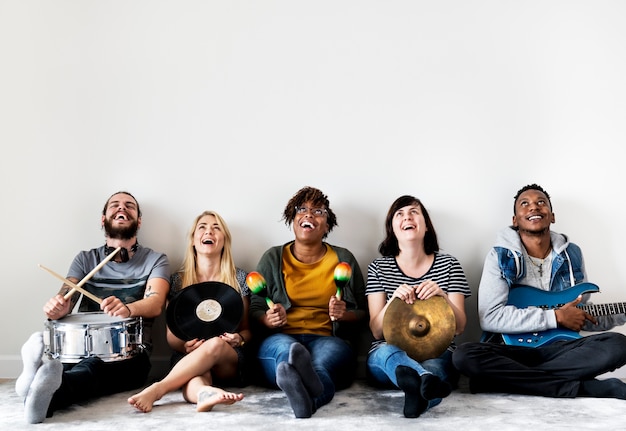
536,302,626,316
582,302,626,316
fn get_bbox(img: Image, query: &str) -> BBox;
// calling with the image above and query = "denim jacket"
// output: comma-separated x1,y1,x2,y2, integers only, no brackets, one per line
479,226,623,338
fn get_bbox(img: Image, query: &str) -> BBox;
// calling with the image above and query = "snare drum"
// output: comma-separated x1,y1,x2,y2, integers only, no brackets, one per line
43,312,143,363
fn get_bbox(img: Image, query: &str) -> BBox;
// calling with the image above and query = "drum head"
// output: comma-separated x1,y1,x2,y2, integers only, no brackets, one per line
54,312,134,326
166,281,243,341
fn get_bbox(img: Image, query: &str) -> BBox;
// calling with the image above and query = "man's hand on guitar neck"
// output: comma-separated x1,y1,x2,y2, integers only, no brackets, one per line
554,295,597,331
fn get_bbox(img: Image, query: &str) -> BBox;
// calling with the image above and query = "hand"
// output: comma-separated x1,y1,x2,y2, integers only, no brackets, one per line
184,338,204,354
414,280,446,300
329,295,346,321
555,295,597,331
219,332,240,348
43,294,71,320
265,303,287,328
101,296,131,318
392,283,417,304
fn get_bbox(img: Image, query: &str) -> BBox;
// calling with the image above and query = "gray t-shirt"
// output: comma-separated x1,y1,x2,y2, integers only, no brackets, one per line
66,244,170,351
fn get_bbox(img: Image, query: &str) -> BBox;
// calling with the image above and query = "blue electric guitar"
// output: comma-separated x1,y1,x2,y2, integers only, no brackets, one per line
501,283,626,347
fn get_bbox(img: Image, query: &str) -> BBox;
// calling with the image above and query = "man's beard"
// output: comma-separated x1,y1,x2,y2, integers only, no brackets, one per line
103,218,139,240
518,226,550,236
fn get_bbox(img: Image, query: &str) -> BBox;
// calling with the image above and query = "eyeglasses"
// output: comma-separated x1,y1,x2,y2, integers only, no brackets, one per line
295,206,328,217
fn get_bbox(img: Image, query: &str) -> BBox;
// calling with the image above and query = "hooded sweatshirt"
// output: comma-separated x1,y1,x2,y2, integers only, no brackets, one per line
478,226,624,338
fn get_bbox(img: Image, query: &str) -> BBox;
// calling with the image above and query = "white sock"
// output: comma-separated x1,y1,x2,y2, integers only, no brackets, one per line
24,358,63,424
15,332,44,398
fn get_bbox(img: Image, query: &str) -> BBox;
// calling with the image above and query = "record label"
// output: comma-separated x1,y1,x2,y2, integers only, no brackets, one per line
166,281,243,341
196,299,221,322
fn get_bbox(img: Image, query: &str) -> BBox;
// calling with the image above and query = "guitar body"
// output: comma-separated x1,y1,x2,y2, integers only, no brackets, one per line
501,283,600,347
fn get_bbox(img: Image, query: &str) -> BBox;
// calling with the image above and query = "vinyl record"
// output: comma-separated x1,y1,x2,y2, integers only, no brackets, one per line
166,281,243,341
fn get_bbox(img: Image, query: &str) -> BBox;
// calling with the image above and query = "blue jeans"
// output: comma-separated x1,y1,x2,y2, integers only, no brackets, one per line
367,343,457,411
257,333,356,410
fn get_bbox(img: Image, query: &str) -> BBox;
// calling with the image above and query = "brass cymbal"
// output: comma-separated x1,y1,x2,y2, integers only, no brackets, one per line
383,296,455,362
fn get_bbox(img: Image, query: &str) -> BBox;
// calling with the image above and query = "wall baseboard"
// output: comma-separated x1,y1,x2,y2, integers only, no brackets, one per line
0,355,173,381
2,354,624,381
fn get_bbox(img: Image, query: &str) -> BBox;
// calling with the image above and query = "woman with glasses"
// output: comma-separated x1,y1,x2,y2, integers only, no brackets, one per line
249,186,367,418
366,195,471,418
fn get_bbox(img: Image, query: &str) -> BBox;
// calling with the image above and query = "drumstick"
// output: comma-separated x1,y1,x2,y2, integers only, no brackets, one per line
38,264,103,304
62,247,121,300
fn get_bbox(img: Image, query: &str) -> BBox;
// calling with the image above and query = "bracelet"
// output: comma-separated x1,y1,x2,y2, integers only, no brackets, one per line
238,332,246,347
124,304,132,318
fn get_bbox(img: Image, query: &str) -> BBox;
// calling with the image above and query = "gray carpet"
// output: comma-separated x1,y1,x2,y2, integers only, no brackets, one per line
1,378,624,430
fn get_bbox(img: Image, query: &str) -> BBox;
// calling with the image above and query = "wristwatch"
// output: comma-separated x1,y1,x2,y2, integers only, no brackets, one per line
238,332,246,347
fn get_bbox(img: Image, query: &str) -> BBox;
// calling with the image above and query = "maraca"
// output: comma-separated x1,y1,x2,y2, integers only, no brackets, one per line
333,261,352,300
246,271,275,308
331,262,352,321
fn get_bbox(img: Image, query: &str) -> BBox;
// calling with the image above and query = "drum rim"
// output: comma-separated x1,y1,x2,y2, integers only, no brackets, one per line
47,311,139,324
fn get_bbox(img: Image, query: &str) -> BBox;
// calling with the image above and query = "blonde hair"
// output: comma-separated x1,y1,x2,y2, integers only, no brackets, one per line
178,210,240,293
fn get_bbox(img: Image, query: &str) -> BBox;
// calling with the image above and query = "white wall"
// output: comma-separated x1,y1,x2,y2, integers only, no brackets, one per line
2,1,626,378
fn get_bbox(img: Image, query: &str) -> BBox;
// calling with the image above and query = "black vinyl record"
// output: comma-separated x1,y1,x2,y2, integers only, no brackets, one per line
166,281,243,341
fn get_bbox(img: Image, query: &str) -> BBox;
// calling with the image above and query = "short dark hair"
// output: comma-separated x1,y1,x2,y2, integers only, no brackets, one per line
513,183,552,214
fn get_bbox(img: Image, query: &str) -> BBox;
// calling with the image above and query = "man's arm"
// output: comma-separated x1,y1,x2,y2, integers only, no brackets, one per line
478,249,557,334
126,277,169,319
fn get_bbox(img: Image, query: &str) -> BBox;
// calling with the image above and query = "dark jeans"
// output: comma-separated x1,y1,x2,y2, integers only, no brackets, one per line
452,332,626,397
49,351,151,415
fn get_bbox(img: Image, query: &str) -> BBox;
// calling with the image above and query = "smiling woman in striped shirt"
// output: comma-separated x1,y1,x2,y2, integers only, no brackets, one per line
366,195,471,419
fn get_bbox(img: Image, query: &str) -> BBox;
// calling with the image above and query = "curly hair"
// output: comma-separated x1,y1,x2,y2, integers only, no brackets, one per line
282,186,337,239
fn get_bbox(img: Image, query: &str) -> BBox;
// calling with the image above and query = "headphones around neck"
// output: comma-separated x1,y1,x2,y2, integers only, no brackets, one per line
104,242,139,263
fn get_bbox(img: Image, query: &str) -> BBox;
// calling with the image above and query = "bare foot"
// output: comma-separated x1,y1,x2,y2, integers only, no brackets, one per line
196,387,244,412
128,383,164,413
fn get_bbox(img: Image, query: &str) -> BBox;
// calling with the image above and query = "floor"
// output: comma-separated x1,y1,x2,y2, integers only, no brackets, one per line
2,377,625,431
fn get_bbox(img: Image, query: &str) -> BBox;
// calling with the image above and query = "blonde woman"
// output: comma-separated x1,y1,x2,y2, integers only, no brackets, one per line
128,211,251,413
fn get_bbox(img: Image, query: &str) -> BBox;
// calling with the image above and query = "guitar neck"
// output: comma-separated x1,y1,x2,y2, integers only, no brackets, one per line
509,283,626,317
581,302,626,316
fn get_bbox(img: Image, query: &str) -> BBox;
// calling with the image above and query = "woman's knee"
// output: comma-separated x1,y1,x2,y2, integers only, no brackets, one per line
198,337,231,360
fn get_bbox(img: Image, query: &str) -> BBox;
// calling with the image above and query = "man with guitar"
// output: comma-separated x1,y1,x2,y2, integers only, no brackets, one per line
452,184,626,399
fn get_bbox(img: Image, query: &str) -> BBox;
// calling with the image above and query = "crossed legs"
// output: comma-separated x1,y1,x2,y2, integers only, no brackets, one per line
453,333,626,398
128,337,243,413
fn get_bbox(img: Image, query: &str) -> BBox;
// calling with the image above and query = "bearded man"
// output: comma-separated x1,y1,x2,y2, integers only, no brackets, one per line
16,191,170,424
